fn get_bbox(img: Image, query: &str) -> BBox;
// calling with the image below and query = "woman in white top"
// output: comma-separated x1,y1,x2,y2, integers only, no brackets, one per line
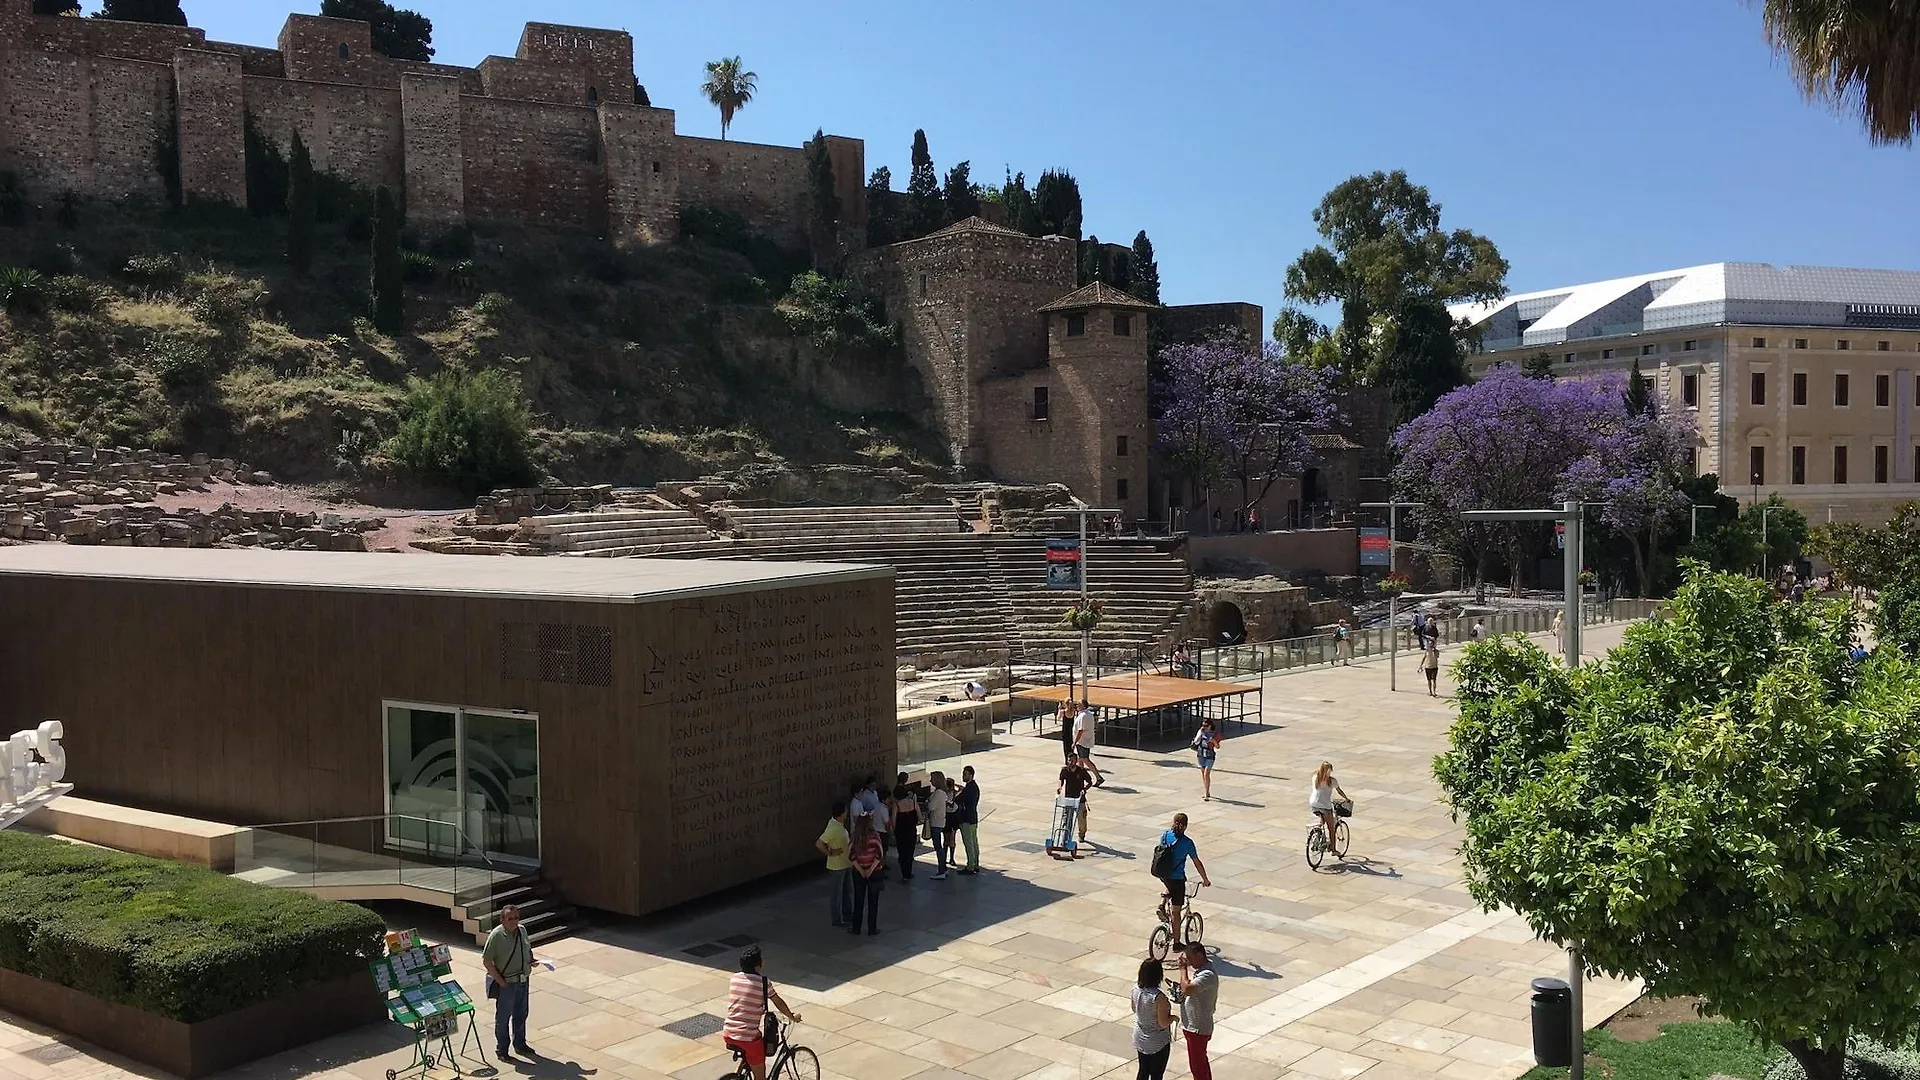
1131,957,1174,1080
1309,760,1349,841
926,770,952,880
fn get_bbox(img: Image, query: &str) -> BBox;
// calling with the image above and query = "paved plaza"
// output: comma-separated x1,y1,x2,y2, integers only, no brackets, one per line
0,624,1639,1080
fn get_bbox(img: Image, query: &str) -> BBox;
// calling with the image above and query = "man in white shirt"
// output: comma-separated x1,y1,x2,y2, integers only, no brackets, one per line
1071,703,1106,787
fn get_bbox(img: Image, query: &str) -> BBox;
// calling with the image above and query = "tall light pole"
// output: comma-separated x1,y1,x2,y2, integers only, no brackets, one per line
1691,504,1711,542
1046,501,1122,697
1361,500,1423,691
1760,504,1781,584
1460,500,1586,1080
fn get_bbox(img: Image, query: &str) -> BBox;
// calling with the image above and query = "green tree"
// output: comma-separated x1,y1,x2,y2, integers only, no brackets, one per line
942,160,979,223
318,0,434,61
1626,357,1651,413
32,0,81,14
1127,230,1160,304
1284,170,1508,394
864,166,898,247
699,56,757,140
1438,567,1920,1080
904,129,942,239
386,368,537,496
1001,169,1038,235
633,81,651,107
1378,296,1469,425
1077,235,1104,285
95,0,187,24
803,129,839,268
1032,168,1082,239
1757,0,1920,144
1522,351,1555,379
369,185,403,334
286,132,316,273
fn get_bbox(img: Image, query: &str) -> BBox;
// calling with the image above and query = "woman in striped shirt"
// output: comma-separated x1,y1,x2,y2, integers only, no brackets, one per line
724,946,800,1080
848,811,884,935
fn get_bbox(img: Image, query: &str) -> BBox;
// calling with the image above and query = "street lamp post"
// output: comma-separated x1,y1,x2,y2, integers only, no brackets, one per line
1361,500,1423,691
1046,501,1123,701
1760,504,1781,584
1691,504,1711,542
1459,500,1586,1080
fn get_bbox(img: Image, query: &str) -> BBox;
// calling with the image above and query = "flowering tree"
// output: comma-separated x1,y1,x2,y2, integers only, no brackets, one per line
1154,334,1342,521
1392,364,1696,594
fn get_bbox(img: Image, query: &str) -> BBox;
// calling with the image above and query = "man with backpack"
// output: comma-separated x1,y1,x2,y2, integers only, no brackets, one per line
1152,813,1210,939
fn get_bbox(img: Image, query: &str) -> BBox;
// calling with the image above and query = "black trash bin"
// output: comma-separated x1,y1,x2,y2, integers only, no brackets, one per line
1530,976,1573,1066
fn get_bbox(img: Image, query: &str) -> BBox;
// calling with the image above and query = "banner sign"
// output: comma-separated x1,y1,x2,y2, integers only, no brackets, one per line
1359,528,1391,567
1045,539,1082,589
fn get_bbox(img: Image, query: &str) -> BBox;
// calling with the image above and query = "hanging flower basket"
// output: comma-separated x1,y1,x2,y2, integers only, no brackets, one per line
1378,572,1412,596
1578,569,1598,589
1061,599,1105,631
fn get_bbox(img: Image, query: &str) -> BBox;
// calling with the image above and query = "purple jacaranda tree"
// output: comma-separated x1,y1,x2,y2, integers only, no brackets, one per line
1154,333,1343,524
1391,364,1696,594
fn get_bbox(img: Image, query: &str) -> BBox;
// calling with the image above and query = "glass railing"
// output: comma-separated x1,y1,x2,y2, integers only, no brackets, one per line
231,812,513,909
897,718,964,780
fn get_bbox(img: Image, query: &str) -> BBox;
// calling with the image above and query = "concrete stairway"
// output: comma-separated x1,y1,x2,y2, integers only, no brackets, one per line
524,508,712,557
718,504,965,540
455,874,575,947
992,537,1194,660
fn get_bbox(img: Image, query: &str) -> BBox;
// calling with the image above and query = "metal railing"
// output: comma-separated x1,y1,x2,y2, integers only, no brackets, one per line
231,812,514,906
1186,598,1663,679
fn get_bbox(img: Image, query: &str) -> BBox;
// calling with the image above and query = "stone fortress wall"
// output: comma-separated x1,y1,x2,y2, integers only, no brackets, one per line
0,0,866,248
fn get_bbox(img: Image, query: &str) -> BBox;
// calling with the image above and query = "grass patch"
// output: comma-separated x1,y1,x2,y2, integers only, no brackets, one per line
1519,1020,1772,1080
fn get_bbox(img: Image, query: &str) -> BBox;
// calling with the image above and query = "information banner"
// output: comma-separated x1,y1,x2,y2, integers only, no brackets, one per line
1045,539,1082,589
1359,528,1391,567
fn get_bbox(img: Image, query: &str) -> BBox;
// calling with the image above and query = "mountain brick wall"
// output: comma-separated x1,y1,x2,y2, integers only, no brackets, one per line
1162,302,1264,345
243,75,403,194
674,135,815,250
599,103,678,245
172,49,244,205
0,42,171,203
400,73,464,229
461,96,605,231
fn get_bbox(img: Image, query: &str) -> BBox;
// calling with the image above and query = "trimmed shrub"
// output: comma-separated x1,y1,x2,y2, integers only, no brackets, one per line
385,367,538,495
0,831,384,1023
1765,1039,1920,1079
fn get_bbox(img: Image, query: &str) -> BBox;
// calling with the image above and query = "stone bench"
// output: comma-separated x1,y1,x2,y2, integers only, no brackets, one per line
24,795,243,872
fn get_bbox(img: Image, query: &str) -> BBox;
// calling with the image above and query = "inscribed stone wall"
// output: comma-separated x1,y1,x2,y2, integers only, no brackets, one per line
400,73,462,229
642,576,895,909
461,96,605,230
675,135,812,249
598,103,678,244
516,23,630,108
172,49,244,206
243,76,402,195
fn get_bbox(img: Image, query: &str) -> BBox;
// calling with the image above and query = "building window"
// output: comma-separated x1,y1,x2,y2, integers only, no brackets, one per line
1031,386,1049,421
1065,313,1085,337
1563,352,1575,364
1877,444,1891,483
1116,478,1129,501
1601,348,1614,359
338,42,350,58
1794,338,1809,349
1754,337,1768,348
651,161,660,173
1114,313,1133,336
1791,445,1807,485
1836,373,1851,407
1839,339,1851,351
1792,372,1808,406
1878,373,1892,407
1835,445,1850,484
1685,340,1698,351
1116,435,1128,457
1752,372,1767,405
1750,446,1766,485
1880,340,1892,351
1641,344,1657,356
587,86,600,105
1684,447,1698,476
1682,372,1699,408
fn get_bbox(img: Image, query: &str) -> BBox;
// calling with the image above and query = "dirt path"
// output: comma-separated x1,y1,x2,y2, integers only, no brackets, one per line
152,482,466,553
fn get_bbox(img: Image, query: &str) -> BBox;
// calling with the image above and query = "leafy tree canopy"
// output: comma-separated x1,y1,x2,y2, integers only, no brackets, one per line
1522,350,1556,379
803,129,839,267
318,0,434,62
700,57,757,140
1438,567,1916,1080
864,166,898,248
1032,168,1082,239
942,160,979,224
1758,0,1920,145
95,0,187,25
33,0,81,15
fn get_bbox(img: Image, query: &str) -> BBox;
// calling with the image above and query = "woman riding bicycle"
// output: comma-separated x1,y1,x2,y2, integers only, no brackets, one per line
1309,760,1349,842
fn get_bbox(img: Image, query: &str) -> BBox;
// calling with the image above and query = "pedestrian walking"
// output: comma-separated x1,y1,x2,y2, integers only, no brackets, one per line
1191,718,1222,802
1422,638,1441,696
1335,619,1353,665
1550,610,1564,652
1175,941,1218,1080
1411,610,1429,649
847,812,884,935
815,800,854,926
892,773,919,881
926,770,952,879
483,904,535,1060
955,765,982,874
1072,702,1106,786
1132,957,1174,1080
1057,699,1076,764
1056,758,1091,855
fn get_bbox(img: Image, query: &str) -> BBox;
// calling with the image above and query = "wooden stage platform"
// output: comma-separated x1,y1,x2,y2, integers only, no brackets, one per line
1016,674,1253,711
1013,673,1263,747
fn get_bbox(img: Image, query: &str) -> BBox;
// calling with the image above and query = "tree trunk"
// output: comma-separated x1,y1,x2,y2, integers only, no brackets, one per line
1784,1038,1846,1080
1626,531,1650,598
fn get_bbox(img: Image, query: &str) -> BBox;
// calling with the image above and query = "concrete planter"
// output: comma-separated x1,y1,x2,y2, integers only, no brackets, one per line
0,965,384,1077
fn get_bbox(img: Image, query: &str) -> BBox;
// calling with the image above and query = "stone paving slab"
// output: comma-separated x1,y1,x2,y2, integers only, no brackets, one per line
0,623,1639,1080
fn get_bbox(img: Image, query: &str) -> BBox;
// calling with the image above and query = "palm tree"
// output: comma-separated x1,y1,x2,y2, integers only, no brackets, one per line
1756,0,1920,144
701,57,758,140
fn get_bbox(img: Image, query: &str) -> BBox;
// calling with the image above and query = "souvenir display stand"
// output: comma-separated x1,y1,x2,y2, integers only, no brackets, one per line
372,930,487,1079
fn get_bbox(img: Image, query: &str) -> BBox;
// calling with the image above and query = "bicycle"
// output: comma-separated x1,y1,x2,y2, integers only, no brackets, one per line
1305,804,1352,870
1148,880,1205,960
719,1017,818,1080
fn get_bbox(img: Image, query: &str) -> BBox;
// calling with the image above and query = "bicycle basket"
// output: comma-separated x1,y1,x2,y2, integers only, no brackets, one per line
1334,798,1354,818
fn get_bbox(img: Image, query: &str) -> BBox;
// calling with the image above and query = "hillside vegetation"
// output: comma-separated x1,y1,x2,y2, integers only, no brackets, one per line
0,190,943,500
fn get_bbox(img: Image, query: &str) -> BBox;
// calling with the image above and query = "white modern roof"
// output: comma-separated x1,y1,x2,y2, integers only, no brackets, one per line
1453,262,1920,350
0,546,890,604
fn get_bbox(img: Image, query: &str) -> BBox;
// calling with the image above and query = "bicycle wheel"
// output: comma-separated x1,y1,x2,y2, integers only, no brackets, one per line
1305,827,1325,869
1148,923,1172,960
1333,819,1351,858
775,1046,820,1080
1183,910,1204,945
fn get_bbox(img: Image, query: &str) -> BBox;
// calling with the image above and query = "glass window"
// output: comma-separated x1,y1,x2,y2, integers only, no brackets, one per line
1794,338,1809,350
1752,372,1767,405
1641,344,1657,356
1793,372,1807,406
1839,339,1852,351
1878,373,1892,407
1682,372,1698,407
1065,313,1085,337
1750,446,1766,485
1791,445,1806,485
1835,445,1849,484
1836,373,1851,407
1753,337,1767,348
1563,353,1575,364
1877,444,1891,484
1684,340,1698,351
1116,435,1128,457
1032,386,1049,421
1880,341,1892,351
385,705,461,854
1602,348,1614,359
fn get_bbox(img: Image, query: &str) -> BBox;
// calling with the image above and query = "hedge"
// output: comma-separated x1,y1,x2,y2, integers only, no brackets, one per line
0,831,385,1022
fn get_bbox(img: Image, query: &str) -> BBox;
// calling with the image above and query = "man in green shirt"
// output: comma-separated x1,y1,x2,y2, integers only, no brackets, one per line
815,800,853,927
483,905,534,1059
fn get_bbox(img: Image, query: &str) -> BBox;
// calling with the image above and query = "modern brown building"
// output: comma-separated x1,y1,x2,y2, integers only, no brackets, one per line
0,547,894,917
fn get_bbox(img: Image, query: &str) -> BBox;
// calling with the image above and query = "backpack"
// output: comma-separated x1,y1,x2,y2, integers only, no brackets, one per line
1149,838,1176,879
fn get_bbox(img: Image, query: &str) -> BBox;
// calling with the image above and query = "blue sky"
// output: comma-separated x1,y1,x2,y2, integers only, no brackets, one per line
151,0,1917,334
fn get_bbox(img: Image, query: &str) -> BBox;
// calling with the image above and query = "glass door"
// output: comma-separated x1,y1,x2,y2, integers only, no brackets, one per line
461,710,540,865
385,704,462,855
384,703,540,864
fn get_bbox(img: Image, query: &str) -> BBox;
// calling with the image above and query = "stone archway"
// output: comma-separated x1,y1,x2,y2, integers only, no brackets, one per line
1203,601,1247,645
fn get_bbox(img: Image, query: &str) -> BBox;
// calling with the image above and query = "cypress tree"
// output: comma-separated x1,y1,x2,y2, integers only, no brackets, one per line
1003,169,1038,235
905,129,942,239
803,129,840,268
370,185,403,334
942,160,979,222
865,167,897,247
286,132,316,273
1033,168,1083,239
1127,230,1161,304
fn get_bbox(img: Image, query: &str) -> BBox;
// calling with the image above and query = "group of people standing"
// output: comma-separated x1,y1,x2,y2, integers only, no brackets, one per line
815,767,981,935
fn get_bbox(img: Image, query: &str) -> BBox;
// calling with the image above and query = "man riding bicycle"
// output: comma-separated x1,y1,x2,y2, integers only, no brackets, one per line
1156,813,1211,940
724,946,801,1080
